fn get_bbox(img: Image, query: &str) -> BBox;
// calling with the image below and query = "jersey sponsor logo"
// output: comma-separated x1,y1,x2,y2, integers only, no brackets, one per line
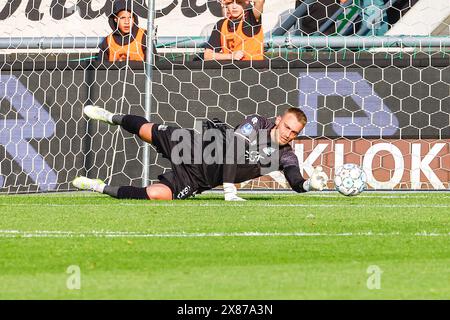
226,38,236,51
263,147,276,156
245,150,264,162
240,123,253,136
116,53,129,61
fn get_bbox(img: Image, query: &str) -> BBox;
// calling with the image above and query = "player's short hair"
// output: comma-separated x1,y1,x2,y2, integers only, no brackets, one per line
285,107,307,126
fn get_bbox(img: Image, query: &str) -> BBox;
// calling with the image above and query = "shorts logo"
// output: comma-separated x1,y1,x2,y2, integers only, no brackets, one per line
240,123,253,136
177,185,191,199
251,117,258,125
158,124,168,131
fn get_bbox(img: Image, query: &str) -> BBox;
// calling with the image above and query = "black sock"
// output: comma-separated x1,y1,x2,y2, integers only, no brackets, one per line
103,185,149,200
114,115,149,135
112,114,124,125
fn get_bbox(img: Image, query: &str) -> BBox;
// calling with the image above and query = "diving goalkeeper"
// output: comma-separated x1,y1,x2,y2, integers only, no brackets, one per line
72,106,328,200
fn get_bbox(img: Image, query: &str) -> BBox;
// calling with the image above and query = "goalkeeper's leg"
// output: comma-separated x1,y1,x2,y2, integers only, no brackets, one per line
84,105,154,143
72,176,172,200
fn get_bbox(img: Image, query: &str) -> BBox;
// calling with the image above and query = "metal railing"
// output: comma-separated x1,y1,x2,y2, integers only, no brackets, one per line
1,36,450,50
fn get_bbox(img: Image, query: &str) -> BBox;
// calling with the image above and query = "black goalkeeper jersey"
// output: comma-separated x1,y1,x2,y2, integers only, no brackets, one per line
200,115,307,193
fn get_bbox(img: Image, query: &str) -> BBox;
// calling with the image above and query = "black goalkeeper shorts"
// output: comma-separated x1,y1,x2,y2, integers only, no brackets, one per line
151,124,204,199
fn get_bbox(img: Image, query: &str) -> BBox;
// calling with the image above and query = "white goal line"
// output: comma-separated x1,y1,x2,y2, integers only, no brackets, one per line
0,230,449,238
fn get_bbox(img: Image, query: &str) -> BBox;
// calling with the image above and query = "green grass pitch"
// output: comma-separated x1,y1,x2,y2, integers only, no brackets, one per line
0,192,449,299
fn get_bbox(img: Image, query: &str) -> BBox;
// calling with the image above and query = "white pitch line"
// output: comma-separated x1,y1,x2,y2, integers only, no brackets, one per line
0,203,448,208
2,191,450,199
0,230,449,238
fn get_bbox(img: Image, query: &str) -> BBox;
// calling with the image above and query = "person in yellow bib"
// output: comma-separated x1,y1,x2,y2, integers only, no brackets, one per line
204,0,265,61
98,0,147,62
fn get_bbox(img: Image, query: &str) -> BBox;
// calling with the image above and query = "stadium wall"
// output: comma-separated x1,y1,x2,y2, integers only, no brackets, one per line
0,54,448,192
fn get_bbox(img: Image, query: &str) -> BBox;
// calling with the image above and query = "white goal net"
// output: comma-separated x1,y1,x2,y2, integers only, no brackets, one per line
0,0,449,193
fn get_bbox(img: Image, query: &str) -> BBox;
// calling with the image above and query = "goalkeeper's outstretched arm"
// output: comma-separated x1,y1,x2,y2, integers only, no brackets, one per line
280,149,328,192
283,165,308,193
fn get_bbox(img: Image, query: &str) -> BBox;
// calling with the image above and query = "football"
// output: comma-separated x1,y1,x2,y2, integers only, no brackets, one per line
334,163,367,196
